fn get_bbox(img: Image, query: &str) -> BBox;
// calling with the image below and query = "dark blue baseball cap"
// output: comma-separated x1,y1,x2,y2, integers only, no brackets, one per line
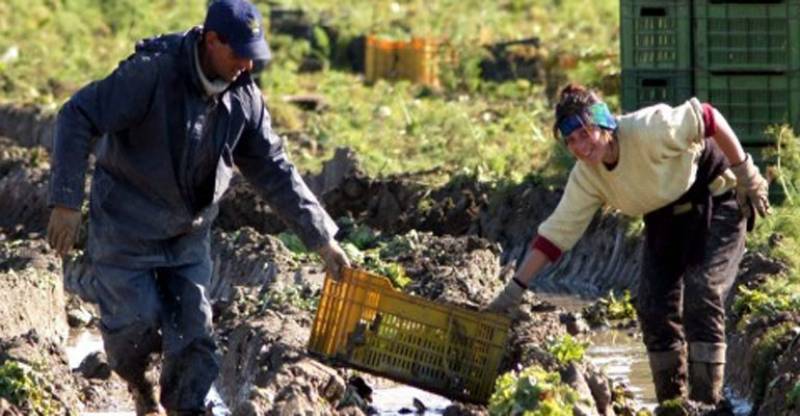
204,0,271,61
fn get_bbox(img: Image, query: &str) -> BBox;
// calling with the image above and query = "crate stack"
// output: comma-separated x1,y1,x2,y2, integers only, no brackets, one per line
622,0,800,200
693,0,800,171
621,0,693,111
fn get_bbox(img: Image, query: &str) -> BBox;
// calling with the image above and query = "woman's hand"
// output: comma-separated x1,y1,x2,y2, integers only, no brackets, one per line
486,278,526,316
731,153,770,218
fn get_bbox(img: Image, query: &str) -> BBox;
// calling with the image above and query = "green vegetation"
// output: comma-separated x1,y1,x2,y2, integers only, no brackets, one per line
2,0,619,181
277,231,310,255
732,280,800,330
0,360,56,415
731,127,800,329
751,322,795,405
788,380,800,410
653,398,689,416
749,127,800,268
276,227,412,288
343,223,379,250
259,285,319,312
0,0,206,107
546,334,588,366
342,242,412,289
488,365,581,416
582,290,637,328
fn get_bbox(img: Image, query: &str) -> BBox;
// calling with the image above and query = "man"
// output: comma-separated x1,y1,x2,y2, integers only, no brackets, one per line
46,1,349,415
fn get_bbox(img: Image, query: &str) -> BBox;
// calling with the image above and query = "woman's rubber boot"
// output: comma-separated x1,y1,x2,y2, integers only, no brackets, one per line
688,342,726,405
648,349,688,403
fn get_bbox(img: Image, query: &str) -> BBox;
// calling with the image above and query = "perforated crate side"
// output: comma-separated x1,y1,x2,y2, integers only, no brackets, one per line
621,0,692,70
308,268,511,404
694,0,800,72
695,71,800,145
621,69,694,112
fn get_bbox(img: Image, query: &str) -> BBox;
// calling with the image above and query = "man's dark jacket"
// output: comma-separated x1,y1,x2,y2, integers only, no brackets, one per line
49,28,335,264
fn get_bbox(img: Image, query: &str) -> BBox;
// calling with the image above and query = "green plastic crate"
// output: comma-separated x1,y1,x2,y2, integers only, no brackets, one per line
621,69,693,112
694,0,800,72
695,72,800,145
621,0,692,70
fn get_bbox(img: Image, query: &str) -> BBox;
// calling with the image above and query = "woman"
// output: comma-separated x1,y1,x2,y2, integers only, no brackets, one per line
487,84,770,406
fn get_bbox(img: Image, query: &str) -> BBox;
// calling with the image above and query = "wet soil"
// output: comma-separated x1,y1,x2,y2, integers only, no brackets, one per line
726,253,800,416
0,238,67,343
0,120,787,415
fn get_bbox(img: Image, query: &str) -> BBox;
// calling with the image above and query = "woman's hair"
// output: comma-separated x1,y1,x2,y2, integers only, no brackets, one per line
552,83,602,139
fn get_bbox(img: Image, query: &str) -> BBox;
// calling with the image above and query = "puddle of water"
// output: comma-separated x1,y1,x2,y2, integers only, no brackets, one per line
540,292,755,413
66,328,105,369
537,293,657,410
372,384,451,415
727,390,753,416
585,329,656,410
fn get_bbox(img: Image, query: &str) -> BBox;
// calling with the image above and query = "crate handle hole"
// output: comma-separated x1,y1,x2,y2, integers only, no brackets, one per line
640,7,667,17
642,79,669,87
710,0,783,4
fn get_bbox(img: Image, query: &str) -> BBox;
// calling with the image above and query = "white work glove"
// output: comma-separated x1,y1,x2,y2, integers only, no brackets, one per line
317,240,351,281
47,206,81,257
730,153,770,219
485,278,526,317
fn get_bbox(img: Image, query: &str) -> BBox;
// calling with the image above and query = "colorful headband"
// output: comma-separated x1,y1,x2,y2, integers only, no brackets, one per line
556,102,618,139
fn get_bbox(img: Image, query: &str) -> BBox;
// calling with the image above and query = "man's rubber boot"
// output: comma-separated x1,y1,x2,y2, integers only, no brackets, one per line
688,342,726,405
130,381,164,416
648,349,688,403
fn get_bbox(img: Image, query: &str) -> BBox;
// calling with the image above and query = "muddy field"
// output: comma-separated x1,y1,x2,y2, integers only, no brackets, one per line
0,107,796,415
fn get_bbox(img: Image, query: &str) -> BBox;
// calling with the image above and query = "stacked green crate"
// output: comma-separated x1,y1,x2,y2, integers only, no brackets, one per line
694,0,800,73
695,73,800,145
693,0,800,146
620,0,693,112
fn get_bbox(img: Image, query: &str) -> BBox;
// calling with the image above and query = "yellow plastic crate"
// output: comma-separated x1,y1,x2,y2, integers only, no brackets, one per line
308,267,511,404
364,35,440,87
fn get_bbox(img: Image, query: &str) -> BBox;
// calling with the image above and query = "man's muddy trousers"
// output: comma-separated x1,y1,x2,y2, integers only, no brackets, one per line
91,255,218,414
637,193,746,403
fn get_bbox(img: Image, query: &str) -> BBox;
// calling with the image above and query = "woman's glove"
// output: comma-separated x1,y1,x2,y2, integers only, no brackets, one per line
47,206,81,257
485,278,526,317
317,240,351,281
730,153,770,219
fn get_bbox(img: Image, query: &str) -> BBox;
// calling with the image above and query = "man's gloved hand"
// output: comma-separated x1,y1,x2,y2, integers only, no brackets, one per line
485,278,526,317
731,153,770,219
47,206,81,257
317,240,350,281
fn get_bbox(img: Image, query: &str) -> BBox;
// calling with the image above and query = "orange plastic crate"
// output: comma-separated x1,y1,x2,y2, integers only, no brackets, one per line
364,35,439,86
308,267,511,404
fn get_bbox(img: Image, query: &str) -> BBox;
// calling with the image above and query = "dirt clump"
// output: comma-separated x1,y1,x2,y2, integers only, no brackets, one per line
726,252,798,415
0,330,80,415
0,238,67,342
0,138,51,238
209,227,300,306
377,230,504,307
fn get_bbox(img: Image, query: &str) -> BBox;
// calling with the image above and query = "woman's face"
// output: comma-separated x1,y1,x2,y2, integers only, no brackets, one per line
564,124,611,164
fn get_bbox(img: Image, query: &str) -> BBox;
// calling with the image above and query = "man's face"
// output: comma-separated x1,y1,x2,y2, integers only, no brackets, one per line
205,32,254,83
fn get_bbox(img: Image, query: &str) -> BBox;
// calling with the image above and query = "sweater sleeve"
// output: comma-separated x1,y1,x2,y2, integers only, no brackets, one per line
644,98,706,160
537,166,603,252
